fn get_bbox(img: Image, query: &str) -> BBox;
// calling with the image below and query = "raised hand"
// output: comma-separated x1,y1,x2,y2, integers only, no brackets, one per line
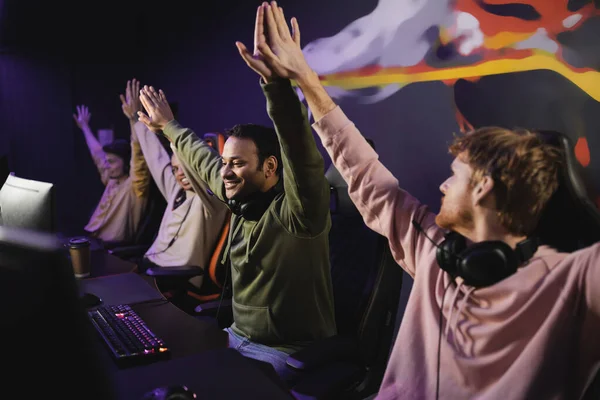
236,1,313,83
137,85,175,133
73,104,92,128
235,2,277,82
120,78,142,120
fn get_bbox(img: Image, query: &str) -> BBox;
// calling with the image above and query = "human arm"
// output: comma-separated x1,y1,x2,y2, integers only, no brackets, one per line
170,141,230,216
235,2,336,121
137,86,226,201
313,107,440,275
262,79,329,234
580,242,600,315
73,104,110,185
133,122,176,200
236,3,328,233
240,1,440,274
122,78,151,198
129,135,149,199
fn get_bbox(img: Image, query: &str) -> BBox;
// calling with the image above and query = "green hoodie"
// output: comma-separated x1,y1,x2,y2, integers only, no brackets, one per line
162,79,336,352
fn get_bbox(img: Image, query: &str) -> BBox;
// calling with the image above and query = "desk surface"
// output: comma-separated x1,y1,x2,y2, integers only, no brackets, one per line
79,273,228,360
80,272,291,399
115,348,294,399
59,234,134,278
90,250,137,277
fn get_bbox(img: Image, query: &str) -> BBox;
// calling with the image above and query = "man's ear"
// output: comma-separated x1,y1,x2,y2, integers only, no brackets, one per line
472,175,495,206
263,156,278,178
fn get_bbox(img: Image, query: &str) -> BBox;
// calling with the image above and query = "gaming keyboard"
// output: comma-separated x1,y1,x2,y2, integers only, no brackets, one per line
87,304,171,368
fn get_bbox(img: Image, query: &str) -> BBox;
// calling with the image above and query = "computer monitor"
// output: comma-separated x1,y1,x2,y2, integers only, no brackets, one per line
0,226,115,399
0,155,8,187
0,174,56,233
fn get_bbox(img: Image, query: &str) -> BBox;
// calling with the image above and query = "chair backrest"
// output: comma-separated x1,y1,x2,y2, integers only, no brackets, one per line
533,130,600,252
186,214,231,302
534,131,600,400
325,154,403,396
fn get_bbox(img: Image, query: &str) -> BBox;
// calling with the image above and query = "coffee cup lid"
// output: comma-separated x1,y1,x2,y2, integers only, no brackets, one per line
68,237,91,248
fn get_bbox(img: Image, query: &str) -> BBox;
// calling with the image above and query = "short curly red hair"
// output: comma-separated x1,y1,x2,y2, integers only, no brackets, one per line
449,127,564,236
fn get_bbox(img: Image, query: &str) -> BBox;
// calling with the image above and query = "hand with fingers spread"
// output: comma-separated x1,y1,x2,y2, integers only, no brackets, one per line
73,104,92,129
236,1,313,83
137,85,175,133
120,78,142,121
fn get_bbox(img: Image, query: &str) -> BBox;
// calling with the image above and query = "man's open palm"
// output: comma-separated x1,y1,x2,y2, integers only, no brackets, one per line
138,85,174,133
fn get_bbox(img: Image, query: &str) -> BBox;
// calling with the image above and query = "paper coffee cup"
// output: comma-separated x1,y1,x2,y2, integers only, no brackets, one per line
68,237,91,278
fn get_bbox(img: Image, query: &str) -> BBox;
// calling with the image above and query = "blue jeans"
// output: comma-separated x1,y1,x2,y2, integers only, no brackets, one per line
225,327,298,386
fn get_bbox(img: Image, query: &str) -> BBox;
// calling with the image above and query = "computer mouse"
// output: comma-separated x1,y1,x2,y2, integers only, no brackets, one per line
80,292,103,308
142,385,197,400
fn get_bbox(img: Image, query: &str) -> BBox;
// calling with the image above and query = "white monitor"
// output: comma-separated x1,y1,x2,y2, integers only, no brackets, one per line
0,174,56,233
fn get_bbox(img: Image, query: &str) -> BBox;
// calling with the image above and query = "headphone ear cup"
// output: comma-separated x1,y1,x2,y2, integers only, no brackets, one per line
240,193,273,220
458,240,517,287
227,195,267,220
227,180,283,220
239,202,251,218
227,199,242,216
436,232,466,276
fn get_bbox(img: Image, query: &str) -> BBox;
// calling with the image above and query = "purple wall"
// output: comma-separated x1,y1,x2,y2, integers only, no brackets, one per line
2,0,599,236
0,0,148,234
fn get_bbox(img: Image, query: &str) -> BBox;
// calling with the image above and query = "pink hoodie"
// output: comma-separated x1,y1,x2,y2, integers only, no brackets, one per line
312,106,600,399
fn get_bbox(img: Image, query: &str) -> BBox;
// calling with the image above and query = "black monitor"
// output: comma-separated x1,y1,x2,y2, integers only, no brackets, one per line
0,226,115,399
0,155,8,187
0,174,56,233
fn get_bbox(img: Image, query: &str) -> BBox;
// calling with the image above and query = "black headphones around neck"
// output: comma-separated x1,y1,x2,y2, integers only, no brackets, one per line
227,179,283,221
436,231,540,288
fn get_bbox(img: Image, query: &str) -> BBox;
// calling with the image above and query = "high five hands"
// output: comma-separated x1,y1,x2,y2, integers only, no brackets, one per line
236,1,313,84
137,2,315,135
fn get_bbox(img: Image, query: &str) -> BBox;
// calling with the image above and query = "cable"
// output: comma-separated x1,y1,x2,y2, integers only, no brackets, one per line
436,278,455,400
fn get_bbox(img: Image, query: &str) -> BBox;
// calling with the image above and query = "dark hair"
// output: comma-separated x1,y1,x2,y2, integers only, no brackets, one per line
102,139,131,175
225,124,282,175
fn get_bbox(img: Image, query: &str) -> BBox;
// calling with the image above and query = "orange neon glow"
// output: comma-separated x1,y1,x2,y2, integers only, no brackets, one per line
455,108,475,133
317,1,600,102
575,137,591,167
307,0,599,176
454,1,596,36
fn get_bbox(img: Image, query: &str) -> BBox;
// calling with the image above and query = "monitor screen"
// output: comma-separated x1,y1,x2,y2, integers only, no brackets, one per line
0,174,56,233
0,226,115,399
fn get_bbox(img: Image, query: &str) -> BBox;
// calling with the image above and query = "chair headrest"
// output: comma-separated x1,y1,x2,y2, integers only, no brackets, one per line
326,163,360,217
534,130,600,252
203,133,227,155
